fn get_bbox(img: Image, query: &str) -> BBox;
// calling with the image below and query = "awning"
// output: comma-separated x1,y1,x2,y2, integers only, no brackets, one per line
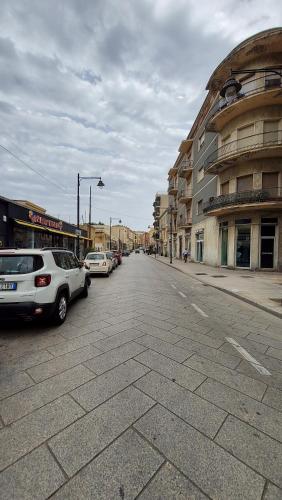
15,219,77,239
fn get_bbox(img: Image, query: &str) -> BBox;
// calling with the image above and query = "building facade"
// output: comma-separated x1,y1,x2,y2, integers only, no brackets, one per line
152,193,168,254
0,197,89,254
162,28,282,271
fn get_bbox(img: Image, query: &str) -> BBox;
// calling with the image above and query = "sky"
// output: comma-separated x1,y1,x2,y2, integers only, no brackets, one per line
0,1,282,230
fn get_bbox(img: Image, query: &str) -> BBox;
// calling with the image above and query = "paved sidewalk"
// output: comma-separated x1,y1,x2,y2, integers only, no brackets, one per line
152,255,282,319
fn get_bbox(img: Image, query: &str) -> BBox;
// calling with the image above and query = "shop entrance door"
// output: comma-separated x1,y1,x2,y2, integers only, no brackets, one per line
260,223,276,268
236,226,250,267
221,227,228,266
179,236,183,259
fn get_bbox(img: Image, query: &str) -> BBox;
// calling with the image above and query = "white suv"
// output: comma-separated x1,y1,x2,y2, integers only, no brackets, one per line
0,248,90,325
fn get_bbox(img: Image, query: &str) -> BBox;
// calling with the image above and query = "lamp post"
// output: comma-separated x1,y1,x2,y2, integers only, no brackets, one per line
77,174,104,258
168,206,175,264
109,217,122,250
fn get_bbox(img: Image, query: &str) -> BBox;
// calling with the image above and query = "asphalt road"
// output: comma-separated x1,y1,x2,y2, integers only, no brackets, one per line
0,254,282,499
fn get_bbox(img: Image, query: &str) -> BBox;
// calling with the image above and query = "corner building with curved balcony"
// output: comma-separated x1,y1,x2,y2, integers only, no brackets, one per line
193,28,282,271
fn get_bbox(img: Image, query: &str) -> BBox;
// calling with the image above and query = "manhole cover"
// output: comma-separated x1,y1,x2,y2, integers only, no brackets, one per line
211,275,227,278
240,275,254,278
195,273,208,275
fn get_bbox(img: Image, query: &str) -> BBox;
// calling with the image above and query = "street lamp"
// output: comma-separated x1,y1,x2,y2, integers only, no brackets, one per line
109,217,122,250
77,173,105,258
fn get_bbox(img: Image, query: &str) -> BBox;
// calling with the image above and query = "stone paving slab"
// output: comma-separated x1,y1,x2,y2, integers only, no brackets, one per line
267,347,282,361
0,364,95,424
52,429,163,500
136,314,178,331
0,371,34,400
185,354,267,400
134,404,265,500
0,445,65,500
138,462,208,500
135,322,184,343
135,349,206,391
247,333,282,350
49,386,155,477
136,334,193,362
236,360,282,392
172,327,224,349
0,395,84,471
220,339,268,355
263,386,282,412
0,349,54,376
27,344,102,382
46,332,105,356
176,338,241,369
135,370,226,438
93,328,144,351
84,341,146,374
216,415,282,487
71,359,150,411
196,378,282,443
99,319,143,337
264,482,282,499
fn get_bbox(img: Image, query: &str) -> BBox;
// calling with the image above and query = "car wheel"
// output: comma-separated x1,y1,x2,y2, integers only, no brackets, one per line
106,272,110,277
51,292,68,325
81,280,88,298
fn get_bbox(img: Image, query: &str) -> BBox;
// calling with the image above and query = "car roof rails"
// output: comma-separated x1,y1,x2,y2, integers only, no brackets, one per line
41,247,70,251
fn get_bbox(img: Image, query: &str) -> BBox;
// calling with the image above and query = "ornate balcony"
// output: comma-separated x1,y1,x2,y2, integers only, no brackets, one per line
168,180,178,195
178,188,193,204
206,74,282,132
203,188,282,216
178,159,193,178
204,131,282,173
177,216,192,228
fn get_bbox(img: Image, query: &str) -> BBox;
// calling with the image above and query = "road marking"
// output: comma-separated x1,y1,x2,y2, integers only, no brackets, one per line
178,291,187,298
191,303,208,317
225,337,271,376
170,284,177,289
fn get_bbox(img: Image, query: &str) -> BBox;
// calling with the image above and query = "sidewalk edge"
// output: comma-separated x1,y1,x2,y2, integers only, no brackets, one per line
150,256,282,320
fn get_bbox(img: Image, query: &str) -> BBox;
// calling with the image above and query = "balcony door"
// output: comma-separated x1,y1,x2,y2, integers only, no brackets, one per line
264,121,279,145
237,123,255,152
262,172,278,197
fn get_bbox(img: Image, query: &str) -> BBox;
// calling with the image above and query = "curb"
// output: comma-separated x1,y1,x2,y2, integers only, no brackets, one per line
150,256,282,320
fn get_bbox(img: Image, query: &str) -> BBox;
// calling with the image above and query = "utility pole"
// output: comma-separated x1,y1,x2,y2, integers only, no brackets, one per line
109,217,112,250
88,186,92,246
77,173,80,258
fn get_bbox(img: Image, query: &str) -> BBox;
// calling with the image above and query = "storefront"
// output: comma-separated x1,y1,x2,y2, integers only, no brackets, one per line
0,197,90,255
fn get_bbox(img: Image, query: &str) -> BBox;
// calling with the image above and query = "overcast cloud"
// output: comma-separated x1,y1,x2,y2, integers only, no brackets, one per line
0,0,281,229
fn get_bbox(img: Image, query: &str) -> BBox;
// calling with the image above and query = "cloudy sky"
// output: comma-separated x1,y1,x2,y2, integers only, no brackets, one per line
0,0,281,230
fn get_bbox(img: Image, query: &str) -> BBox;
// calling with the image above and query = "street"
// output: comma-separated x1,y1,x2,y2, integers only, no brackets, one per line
0,254,282,499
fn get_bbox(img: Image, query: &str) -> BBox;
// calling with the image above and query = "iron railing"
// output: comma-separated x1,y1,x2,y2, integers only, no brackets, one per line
168,180,178,191
203,187,282,213
207,73,282,125
204,130,282,171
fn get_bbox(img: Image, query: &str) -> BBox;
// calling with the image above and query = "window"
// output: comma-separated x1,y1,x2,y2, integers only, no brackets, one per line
86,253,104,260
265,73,281,89
262,172,279,196
237,175,253,193
197,200,203,215
0,255,43,275
237,123,255,150
221,181,229,195
198,131,205,151
264,121,279,144
53,252,72,270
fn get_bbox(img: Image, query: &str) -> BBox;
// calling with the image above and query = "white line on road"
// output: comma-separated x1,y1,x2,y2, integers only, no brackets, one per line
170,284,177,289
191,303,208,318
225,337,271,376
178,291,187,298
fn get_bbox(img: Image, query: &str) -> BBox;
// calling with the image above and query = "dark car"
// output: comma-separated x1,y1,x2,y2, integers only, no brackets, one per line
135,249,140,254
122,250,130,257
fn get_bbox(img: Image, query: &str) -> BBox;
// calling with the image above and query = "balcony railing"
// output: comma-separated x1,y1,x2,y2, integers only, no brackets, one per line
178,188,193,201
203,187,282,213
168,180,178,193
177,216,192,227
204,130,282,172
207,73,282,127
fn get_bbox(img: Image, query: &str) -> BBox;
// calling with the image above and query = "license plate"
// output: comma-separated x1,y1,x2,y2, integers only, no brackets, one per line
91,263,99,266
0,282,17,291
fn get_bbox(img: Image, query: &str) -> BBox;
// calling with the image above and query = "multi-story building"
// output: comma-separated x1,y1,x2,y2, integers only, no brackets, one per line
152,193,168,253
164,28,282,271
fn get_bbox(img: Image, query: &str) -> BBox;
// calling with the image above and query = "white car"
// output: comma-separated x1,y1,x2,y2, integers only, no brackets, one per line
84,251,113,276
0,248,90,325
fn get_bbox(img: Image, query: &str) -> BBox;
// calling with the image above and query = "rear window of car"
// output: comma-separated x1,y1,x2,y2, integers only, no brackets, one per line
0,255,44,275
106,253,113,259
86,253,104,260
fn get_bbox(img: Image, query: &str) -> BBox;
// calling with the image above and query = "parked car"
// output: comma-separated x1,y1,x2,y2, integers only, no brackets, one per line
106,251,118,269
135,249,140,254
0,248,90,325
122,250,130,257
113,251,122,265
84,251,113,277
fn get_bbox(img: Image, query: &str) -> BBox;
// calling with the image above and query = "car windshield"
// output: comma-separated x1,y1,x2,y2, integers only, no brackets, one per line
0,255,44,275
86,254,104,260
